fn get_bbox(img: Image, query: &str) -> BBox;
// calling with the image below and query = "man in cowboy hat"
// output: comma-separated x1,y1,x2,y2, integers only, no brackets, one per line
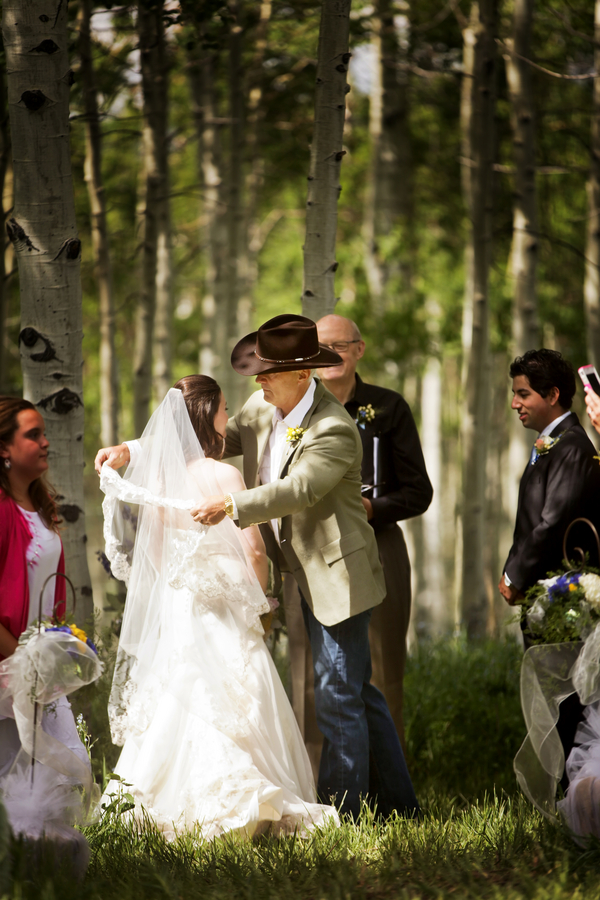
94,314,418,820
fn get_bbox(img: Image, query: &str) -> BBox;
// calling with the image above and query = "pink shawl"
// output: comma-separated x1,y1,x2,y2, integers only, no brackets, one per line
0,492,65,656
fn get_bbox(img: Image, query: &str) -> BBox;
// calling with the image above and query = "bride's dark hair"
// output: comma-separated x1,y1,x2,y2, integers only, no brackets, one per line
172,375,224,460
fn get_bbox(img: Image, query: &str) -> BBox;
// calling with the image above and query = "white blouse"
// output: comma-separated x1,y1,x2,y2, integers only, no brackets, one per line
18,508,63,625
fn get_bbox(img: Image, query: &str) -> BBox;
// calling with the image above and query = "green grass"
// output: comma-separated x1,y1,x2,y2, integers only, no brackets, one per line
5,638,600,899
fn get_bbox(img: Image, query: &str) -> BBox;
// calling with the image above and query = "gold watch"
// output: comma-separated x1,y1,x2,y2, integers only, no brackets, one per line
223,494,235,519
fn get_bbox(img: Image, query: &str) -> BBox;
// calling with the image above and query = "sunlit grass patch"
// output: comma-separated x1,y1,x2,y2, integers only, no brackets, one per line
7,639,600,898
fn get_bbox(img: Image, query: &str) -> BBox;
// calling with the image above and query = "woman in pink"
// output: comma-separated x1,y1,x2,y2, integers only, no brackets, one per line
0,397,87,777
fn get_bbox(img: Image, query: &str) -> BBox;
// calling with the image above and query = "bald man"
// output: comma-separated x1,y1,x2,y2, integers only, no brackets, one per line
283,315,432,760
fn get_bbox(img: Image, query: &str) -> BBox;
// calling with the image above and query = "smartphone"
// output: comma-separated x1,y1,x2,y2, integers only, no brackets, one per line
578,364,600,395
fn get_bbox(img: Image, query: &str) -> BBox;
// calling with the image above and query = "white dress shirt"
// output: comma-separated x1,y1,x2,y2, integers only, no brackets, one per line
258,377,316,542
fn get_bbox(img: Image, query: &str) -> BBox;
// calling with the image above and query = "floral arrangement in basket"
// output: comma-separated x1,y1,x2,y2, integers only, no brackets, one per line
518,518,600,645
519,564,600,644
18,619,98,657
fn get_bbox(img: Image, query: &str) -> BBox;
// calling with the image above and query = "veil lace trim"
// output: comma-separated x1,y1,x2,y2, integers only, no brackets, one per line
99,389,270,748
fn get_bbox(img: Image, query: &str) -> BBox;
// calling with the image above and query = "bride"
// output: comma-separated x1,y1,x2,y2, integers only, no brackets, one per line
99,376,338,840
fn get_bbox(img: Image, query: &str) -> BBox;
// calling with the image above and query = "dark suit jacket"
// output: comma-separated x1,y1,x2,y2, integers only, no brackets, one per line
344,375,433,531
504,412,600,593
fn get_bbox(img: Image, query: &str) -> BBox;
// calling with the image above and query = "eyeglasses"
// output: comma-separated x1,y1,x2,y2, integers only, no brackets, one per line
322,340,361,353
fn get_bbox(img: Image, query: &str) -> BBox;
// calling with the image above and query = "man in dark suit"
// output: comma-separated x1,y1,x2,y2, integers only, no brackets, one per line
281,314,432,760
500,348,600,780
500,349,600,605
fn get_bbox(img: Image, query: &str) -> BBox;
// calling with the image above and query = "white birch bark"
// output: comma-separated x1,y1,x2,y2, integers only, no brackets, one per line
2,0,92,624
584,0,600,369
224,3,247,411
504,0,539,522
188,48,229,386
241,0,272,408
301,0,351,320
134,0,172,431
505,0,539,357
363,0,412,312
147,0,172,406
79,0,118,447
460,0,496,638
419,354,447,635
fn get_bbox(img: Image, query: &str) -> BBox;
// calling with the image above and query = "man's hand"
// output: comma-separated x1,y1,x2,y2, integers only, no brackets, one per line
585,387,600,435
498,574,524,606
191,495,227,526
362,497,374,520
94,443,131,475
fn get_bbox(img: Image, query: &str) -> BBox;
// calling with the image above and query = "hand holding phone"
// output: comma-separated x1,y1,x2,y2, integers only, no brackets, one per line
578,364,600,395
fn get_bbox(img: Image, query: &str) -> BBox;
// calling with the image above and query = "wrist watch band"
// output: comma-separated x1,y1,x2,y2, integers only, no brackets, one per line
223,494,235,519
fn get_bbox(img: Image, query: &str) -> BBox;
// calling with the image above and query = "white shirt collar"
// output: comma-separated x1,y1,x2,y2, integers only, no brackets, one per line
539,410,571,438
273,377,317,429
529,410,572,463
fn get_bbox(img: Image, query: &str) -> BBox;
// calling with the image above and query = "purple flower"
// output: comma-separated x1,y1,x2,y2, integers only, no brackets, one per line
548,575,570,602
96,550,116,579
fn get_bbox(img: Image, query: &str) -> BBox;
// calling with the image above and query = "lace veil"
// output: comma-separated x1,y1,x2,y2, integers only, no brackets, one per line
100,388,270,746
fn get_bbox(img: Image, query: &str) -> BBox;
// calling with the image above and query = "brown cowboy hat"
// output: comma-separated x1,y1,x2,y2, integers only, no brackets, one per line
231,314,343,376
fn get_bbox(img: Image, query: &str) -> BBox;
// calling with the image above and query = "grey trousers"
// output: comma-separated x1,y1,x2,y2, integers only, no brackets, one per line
283,523,411,776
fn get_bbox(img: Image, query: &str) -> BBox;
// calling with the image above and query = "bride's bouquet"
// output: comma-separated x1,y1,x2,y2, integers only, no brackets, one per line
519,564,600,644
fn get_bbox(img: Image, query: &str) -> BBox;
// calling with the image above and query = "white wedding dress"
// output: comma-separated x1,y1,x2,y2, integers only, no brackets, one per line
100,390,338,841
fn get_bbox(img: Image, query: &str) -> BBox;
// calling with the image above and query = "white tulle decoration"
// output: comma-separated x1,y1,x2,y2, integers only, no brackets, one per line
0,628,103,844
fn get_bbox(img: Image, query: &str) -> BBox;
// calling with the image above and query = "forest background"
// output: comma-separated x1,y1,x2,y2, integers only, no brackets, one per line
0,0,598,645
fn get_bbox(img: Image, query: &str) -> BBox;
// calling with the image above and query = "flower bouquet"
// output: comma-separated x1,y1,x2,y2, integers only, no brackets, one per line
518,565,600,645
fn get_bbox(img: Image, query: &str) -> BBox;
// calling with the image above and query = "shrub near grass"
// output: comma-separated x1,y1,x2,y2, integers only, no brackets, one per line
404,638,524,798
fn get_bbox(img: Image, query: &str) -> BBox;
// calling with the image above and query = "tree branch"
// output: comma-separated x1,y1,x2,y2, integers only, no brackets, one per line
497,38,597,79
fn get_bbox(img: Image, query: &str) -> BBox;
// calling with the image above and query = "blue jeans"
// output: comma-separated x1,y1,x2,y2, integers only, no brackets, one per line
301,597,419,819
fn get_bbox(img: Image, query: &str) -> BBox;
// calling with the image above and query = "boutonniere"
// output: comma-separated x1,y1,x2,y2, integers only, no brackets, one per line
532,434,562,463
355,404,377,430
286,426,306,445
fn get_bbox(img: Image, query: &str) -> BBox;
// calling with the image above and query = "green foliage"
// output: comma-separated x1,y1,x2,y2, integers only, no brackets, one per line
404,638,525,798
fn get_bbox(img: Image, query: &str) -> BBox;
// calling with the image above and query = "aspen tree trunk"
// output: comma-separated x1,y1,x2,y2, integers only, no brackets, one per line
0,65,11,394
363,0,412,312
134,0,172,432
301,0,351,320
460,0,496,639
504,0,539,522
147,0,172,406
419,356,447,635
418,300,448,635
242,0,272,401
188,48,229,385
505,0,539,357
584,0,600,369
225,1,247,411
79,0,118,447
2,0,92,623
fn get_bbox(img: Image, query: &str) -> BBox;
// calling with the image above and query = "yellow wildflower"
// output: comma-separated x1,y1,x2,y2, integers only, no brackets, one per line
69,625,88,644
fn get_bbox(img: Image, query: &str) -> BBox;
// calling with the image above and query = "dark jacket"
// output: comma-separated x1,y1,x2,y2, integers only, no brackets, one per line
344,375,433,531
504,412,600,592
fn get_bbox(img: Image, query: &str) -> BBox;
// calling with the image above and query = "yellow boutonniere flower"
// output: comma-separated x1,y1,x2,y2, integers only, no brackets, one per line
286,426,306,445
355,404,377,429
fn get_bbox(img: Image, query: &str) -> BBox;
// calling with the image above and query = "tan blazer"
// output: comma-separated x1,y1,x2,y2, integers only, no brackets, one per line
224,379,386,626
